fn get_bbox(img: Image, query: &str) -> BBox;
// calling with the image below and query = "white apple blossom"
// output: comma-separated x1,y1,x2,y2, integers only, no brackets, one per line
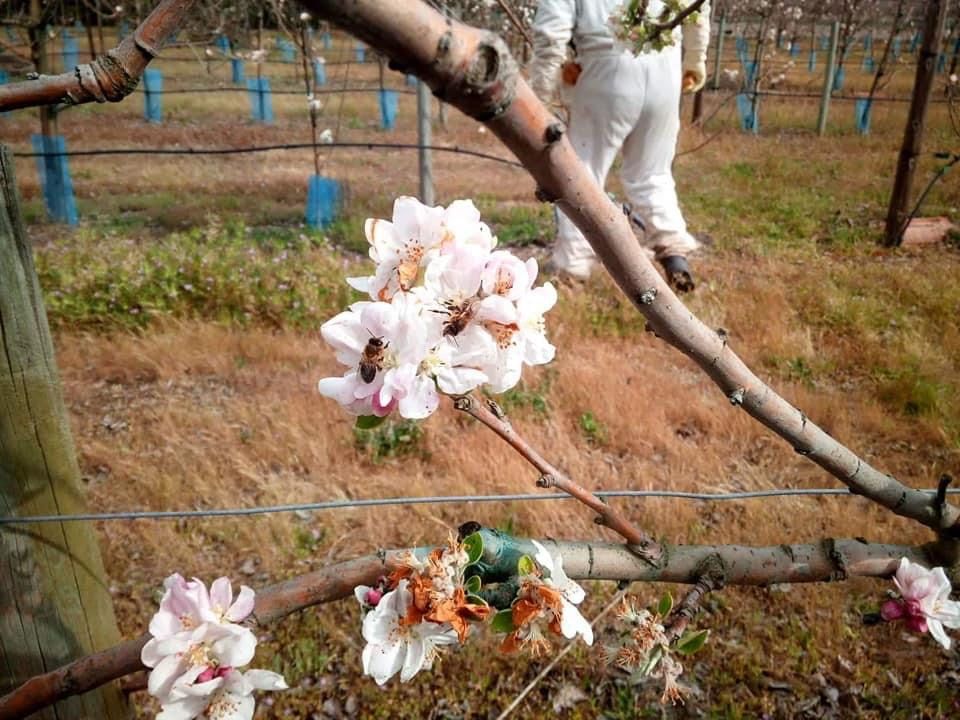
881,557,960,649
531,540,592,644
157,668,288,720
361,579,459,684
317,293,436,418
482,282,557,393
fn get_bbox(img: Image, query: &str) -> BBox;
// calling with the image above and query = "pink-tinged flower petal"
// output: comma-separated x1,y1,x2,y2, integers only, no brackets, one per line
927,619,952,650
157,696,210,720
519,282,558,318
318,373,363,405
346,275,373,294
360,302,400,340
211,626,258,668
559,599,594,645
880,599,905,621
523,257,539,291
243,669,289,691
147,653,187,699
476,295,517,325
362,639,405,686
398,374,439,419
226,585,255,622
209,578,233,617
522,331,555,367
364,217,394,250
399,635,427,682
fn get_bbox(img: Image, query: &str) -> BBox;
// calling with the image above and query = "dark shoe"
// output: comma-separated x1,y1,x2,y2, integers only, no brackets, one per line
659,255,695,293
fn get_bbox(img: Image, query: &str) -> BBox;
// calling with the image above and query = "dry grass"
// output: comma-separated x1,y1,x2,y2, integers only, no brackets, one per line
9,27,960,719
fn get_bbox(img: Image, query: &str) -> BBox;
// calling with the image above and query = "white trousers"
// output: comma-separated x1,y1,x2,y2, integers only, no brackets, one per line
553,45,699,277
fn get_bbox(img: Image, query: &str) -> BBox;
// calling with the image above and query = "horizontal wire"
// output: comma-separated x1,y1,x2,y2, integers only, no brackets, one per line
2,487,957,524
12,142,523,167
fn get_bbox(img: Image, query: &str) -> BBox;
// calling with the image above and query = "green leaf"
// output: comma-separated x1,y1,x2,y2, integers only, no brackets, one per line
464,575,482,595
637,645,663,677
491,609,515,634
466,594,487,606
676,629,709,655
517,554,536,576
355,414,386,430
462,532,484,566
656,592,673,618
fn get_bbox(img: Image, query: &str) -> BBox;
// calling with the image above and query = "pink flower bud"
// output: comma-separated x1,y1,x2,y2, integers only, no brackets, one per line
880,599,905,621
906,615,928,634
196,667,216,683
364,588,383,606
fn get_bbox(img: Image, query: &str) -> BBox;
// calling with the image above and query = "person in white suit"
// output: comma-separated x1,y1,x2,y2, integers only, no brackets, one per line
529,0,710,291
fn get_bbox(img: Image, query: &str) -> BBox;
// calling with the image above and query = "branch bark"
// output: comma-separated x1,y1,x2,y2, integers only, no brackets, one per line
300,0,959,535
0,0,197,111
453,394,662,562
0,533,932,719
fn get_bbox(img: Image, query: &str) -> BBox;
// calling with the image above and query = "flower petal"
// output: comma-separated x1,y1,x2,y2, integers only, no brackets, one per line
226,585,255,623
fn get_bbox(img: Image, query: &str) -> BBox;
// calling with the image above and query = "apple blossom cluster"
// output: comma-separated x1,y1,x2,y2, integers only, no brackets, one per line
142,574,287,720
354,534,592,685
880,558,960,650
318,197,556,420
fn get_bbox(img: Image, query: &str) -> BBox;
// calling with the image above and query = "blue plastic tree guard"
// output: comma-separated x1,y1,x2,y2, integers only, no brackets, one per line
305,175,341,228
231,58,245,83
855,98,872,135
118,19,131,40
313,59,327,86
406,74,418,87
909,32,921,53
322,32,332,50
862,56,875,73
892,37,901,58
355,44,366,63
31,134,78,225
937,53,946,73
74,19,84,30
62,34,80,72
790,43,800,58
819,35,829,50
743,61,757,89
379,89,398,130
808,50,817,72
0,70,8,118
833,66,845,91
143,68,162,123
278,39,295,63
863,34,872,52
736,93,759,133
246,77,274,123
216,34,230,54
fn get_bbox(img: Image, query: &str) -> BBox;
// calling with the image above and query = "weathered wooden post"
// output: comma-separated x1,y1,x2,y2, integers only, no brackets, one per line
816,21,840,136
884,0,948,246
0,146,127,719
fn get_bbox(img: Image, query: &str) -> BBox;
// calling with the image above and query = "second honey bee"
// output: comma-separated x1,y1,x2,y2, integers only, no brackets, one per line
358,336,388,383
440,299,477,339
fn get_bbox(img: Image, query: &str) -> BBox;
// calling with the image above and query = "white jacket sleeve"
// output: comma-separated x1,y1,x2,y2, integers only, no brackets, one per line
681,0,711,80
528,0,576,104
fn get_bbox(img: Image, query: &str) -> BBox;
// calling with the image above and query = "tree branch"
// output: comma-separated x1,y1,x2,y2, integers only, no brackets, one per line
0,532,931,719
453,394,663,562
0,0,197,112
300,0,959,535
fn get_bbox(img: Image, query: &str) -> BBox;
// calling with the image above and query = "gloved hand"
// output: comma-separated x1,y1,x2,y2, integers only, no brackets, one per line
682,60,707,93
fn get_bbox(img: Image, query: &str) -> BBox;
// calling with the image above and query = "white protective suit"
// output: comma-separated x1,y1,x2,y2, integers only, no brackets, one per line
529,0,710,279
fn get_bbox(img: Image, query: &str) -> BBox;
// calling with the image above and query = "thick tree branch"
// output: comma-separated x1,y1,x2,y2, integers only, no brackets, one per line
0,0,197,112
0,533,931,719
300,0,959,535
453,394,663,562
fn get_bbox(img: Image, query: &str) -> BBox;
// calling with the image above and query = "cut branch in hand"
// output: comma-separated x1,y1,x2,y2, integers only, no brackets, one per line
302,0,959,536
0,0,197,111
453,394,663,562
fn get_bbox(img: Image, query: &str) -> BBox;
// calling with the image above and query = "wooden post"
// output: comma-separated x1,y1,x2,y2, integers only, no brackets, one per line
817,21,840,136
884,0,948,246
711,11,726,90
0,146,127,719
